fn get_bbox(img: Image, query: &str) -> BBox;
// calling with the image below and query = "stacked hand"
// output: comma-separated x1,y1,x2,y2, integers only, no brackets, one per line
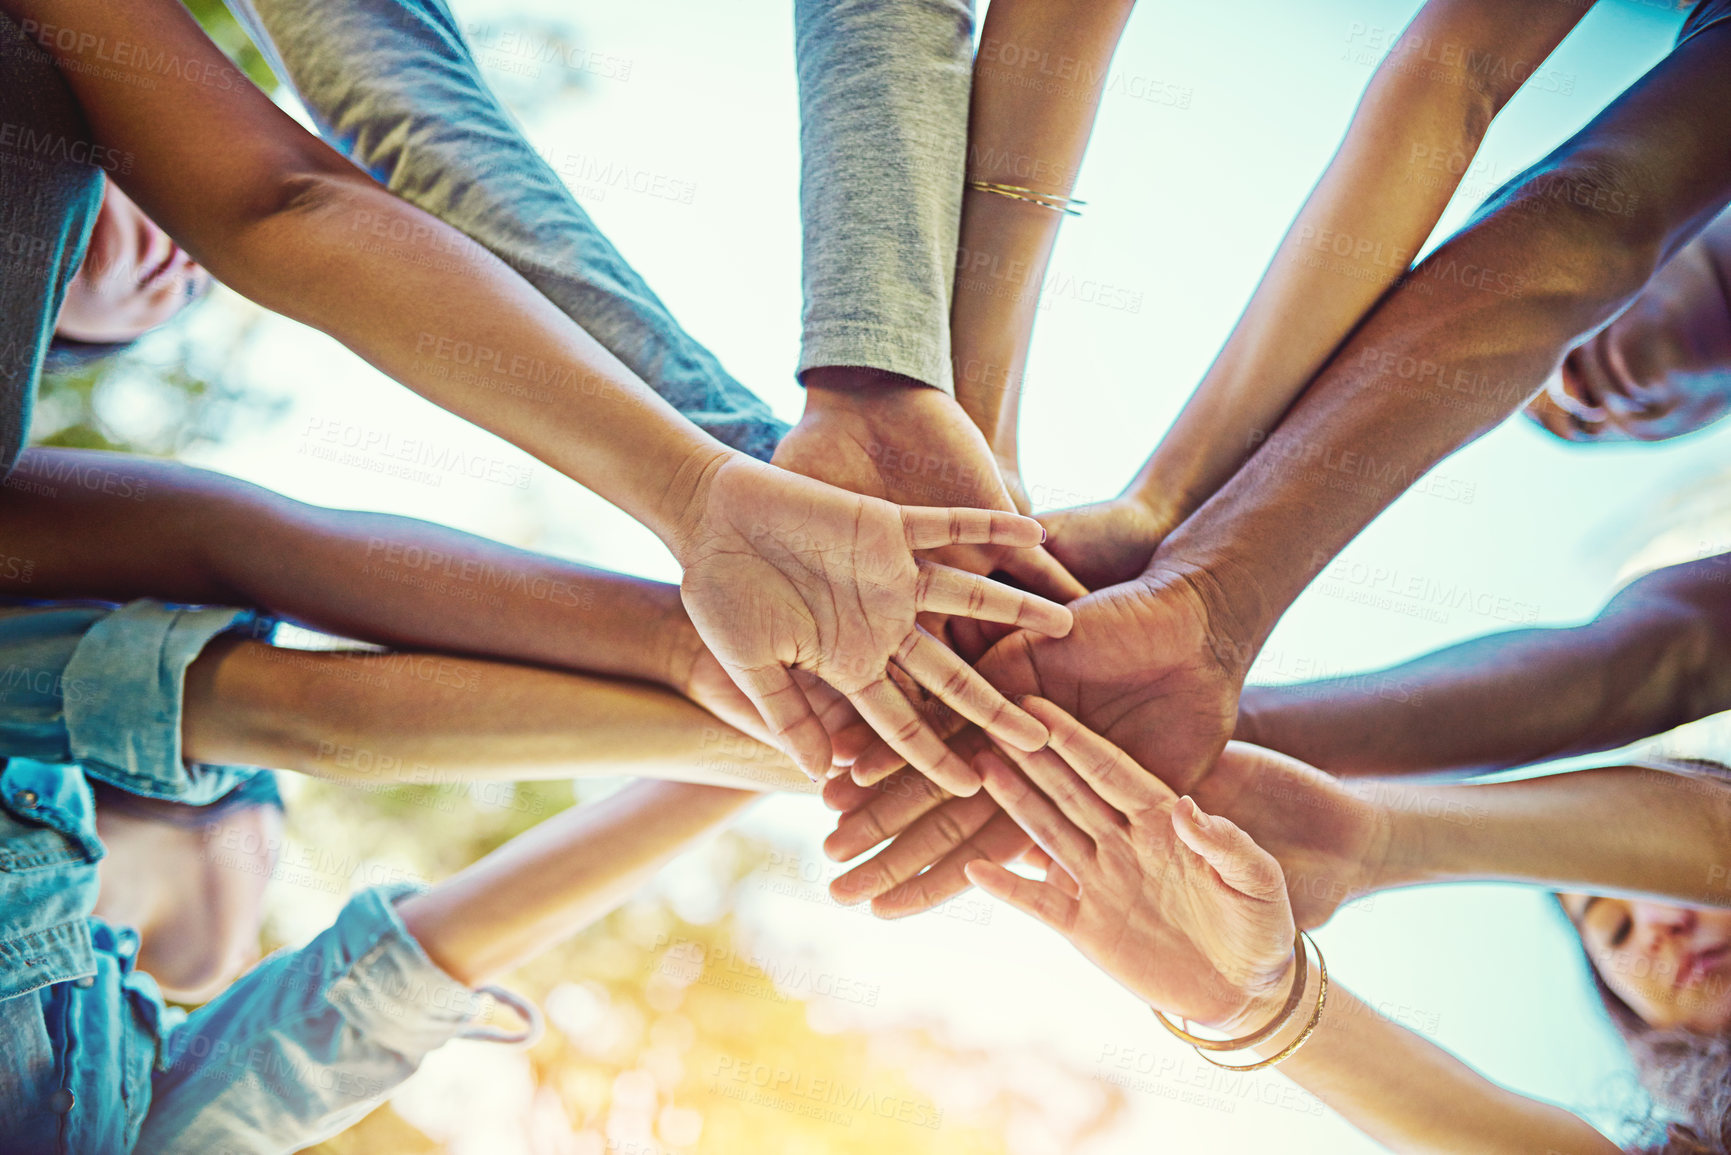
672,451,1074,790
819,562,1245,911
964,699,1297,1029
772,374,1086,663
1036,495,1173,591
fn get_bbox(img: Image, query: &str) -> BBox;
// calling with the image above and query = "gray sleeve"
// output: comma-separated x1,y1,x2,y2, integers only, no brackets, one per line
225,0,787,460
794,0,975,393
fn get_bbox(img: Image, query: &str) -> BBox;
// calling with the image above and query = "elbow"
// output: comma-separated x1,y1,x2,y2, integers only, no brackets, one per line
1460,152,1668,338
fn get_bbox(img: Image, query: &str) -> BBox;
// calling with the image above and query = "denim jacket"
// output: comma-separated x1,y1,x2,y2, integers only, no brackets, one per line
0,600,536,1153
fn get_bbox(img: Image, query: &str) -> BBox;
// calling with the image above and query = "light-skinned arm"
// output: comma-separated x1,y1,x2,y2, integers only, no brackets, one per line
964,703,1621,1154
180,634,812,794
947,0,1136,504
954,0,1585,587
4,0,1073,788
397,781,755,987
1169,744,1731,928
1237,552,1731,776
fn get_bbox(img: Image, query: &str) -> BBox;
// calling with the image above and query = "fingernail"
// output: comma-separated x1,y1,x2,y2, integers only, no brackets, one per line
1039,525,1048,543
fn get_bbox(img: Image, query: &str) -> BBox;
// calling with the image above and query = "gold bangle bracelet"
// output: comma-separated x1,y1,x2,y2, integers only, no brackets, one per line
965,178,1085,216
1152,928,1308,1052
1198,932,1329,1073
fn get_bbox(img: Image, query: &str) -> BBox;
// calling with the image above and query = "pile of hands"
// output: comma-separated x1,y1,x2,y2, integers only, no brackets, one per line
669,374,1393,1031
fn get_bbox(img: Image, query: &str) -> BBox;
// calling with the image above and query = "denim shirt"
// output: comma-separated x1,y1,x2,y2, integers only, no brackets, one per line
0,599,537,1153
0,600,267,1000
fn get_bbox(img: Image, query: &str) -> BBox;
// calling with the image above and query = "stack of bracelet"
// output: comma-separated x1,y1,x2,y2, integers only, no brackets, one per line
1151,929,1328,1072
965,178,1086,217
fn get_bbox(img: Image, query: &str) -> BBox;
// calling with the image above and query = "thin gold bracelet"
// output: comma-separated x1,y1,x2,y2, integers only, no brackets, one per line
965,179,1085,217
1152,928,1308,1052
1197,932,1329,1073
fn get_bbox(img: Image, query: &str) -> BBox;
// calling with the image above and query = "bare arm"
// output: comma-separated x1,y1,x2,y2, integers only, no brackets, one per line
949,0,1136,489
6,0,723,543
1527,203,1731,441
1122,0,1586,537
1370,763,1731,907
1237,554,1731,775
963,706,1620,1155
397,781,755,987
1,449,699,692
181,635,811,794
1158,20,1731,715
1257,980,1619,1155
967,0,1583,585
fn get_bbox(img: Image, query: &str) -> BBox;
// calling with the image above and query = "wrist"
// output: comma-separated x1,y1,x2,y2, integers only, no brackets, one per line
647,584,703,694
1138,557,1267,687
1212,946,1299,1038
658,445,743,567
801,366,932,411
1366,785,1445,892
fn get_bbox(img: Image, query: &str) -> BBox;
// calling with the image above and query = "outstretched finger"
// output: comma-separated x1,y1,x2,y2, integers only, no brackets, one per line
895,630,1047,752
993,545,1090,605
975,750,1092,881
726,661,833,781
1024,697,1175,815
965,860,1079,934
999,741,1125,841
900,506,1045,551
850,677,981,797
828,789,999,905
871,810,1033,918
1171,796,1288,904
914,562,1073,637
848,699,966,787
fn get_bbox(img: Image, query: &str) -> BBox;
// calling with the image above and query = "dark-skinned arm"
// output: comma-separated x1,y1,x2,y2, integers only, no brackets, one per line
1237,554,1731,775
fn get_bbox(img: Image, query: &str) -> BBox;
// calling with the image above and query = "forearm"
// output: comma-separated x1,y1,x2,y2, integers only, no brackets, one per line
1161,34,1731,656
1240,562,1728,775
181,638,810,793
0,449,696,689
1234,973,1617,1154
949,0,1134,454
1375,764,1731,906
1129,0,1584,528
398,781,754,987
228,0,787,461
11,0,727,545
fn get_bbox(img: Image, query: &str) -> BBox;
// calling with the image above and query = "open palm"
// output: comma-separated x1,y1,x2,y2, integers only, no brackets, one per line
966,700,1296,1027
677,455,1073,789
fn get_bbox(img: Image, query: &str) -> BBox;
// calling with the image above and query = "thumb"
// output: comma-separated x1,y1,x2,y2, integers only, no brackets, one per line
1171,796,1286,903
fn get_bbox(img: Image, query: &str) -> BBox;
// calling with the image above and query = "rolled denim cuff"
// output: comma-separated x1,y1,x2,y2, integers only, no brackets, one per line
327,884,540,1058
61,600,271,804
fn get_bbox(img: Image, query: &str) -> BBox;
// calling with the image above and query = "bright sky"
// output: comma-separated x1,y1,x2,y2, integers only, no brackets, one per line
173,0,1731,1149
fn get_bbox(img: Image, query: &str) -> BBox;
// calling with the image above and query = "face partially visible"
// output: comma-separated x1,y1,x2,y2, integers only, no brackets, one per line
54,177,211,343
1562,893,1731,1032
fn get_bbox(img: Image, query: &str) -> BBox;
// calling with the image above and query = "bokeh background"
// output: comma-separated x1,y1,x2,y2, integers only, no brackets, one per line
37,0,1731,1150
